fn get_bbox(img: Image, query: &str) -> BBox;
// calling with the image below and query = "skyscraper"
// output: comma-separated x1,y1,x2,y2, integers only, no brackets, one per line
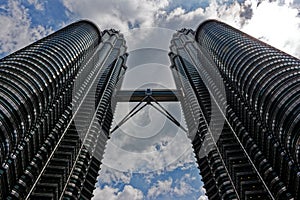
0,20,127,199
1,18,300,200
169,20,300,199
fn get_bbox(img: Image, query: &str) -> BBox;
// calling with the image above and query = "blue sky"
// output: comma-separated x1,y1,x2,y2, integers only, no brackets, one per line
0,0,300,199
0,0,300,57
1,0,300,58
96,102,205,200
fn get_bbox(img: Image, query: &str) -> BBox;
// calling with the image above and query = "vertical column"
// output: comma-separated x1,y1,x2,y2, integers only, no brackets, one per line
0,20,101,199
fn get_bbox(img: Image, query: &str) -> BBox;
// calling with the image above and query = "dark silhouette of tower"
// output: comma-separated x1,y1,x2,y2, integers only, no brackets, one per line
169,20,300,199
0,20,127,199
1,18,300,200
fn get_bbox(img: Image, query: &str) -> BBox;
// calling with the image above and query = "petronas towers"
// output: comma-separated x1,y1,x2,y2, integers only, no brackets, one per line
0,19,299,199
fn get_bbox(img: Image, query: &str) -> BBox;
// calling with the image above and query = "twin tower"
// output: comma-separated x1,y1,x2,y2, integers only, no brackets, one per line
0,20,300,199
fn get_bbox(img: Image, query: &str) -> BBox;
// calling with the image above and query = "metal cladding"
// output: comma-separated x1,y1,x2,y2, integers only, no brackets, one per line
0,20,128,199
196,20,300,165
0,20,100,163
170,20,300,199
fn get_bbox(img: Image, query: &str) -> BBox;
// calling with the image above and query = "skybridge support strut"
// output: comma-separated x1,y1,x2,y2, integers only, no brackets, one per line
111,89,186,134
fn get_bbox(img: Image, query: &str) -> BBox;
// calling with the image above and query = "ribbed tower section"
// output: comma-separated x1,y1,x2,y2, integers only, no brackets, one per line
170,20,300,199
0,21,127,200
196,20,300,199
170,28,273,200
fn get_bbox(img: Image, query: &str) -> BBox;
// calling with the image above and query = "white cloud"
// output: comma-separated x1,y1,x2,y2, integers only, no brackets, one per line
92,185,144,200
0,0,52,56
96,160,205,199
159,0,300,57
198,195,209,200
242,0,300,58
174,180,193,196
60,0,300,58
146,174,202,199
102,130,194,173
198,186,208,200
93,185,118,200
27,0,44,11
147,178,173,198
100,102,199,173
61,0,169,31
156,0,245,30
173,173,202,196
166,7,186,20
117,185,144,200
1,0,299,58
97,165,132,185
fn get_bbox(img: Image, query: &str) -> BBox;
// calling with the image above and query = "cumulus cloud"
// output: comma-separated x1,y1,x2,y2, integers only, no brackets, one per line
61,0,169,31
60,0,300,58
101,102,197,173
198,186,208,200
156,0,300,58
96,160,204,199
1,0,299,58
146,174,200,199
242,0,300,57
156,0,247,29
198,195,209,200
27,0,44,10
97,165,132,185
173,178,195,196
147,178,173,198
93,185,144,200
0,0,52,56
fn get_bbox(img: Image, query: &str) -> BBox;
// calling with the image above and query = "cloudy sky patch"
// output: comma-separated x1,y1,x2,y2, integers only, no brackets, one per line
1,0,300,58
